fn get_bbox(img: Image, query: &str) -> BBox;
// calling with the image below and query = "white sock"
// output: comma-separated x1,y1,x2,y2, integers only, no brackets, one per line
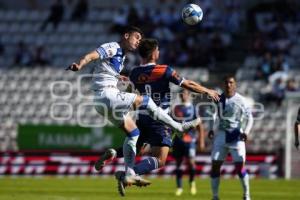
211,177,220,198
240,173,250,197
146,97,183,132
123,135,139,176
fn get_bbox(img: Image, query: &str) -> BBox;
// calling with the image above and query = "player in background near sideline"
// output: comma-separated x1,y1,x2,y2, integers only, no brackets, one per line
172,89,205,196
67,26,209,196
294,107,300,149
208,76,253,200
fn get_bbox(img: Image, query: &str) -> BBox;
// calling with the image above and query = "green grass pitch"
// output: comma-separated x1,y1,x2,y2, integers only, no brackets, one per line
0,177,299,200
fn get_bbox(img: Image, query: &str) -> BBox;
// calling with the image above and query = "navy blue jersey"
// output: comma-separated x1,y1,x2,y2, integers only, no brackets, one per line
130,64,183,109
130,64,183,147
173,104,198,143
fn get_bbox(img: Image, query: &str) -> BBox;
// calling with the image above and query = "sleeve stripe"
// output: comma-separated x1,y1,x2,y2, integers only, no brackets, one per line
96,47,108,59
178,77,185,86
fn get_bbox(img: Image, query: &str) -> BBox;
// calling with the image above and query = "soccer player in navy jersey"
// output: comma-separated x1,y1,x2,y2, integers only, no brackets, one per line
127,38,217,181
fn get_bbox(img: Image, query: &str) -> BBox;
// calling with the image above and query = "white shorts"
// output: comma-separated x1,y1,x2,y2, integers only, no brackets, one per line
93,88,137,126
211,130,246,162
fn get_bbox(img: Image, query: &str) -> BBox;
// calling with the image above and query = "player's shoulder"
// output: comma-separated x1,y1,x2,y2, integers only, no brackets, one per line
101,42,120,49
155,64,168,68
152,64,170,74
235,93,251,107
234,92,246,100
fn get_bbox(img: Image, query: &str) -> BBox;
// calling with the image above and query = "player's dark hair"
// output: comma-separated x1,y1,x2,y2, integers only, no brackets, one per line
223,75,236,82
138,38,159,59
122,25,144,36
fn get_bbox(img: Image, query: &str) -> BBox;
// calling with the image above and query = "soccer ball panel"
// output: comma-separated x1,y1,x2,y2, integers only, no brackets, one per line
182,4,203,25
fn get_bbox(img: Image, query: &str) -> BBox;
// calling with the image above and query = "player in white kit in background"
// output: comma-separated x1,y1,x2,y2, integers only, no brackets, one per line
208,76,254,200
67,26,217,195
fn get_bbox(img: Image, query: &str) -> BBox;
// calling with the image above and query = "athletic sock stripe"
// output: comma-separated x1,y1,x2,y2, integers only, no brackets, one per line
151,157,159,169
128,128,140,137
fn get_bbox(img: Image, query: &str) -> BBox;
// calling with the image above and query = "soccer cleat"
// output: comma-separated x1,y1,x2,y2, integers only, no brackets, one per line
212,196,220,200
180,118,201,133
190,181,197,195
243,195,251,200
115,171,126,196
175,188,183,196
124,174,151,187
94,148,117,171
115,171,151,187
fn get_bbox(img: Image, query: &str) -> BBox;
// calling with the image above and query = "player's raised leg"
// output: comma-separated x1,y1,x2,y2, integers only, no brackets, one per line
133,95,200,134
133,146,168,176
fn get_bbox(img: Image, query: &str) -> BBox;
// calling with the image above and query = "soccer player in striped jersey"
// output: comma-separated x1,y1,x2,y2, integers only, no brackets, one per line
208,76,254,200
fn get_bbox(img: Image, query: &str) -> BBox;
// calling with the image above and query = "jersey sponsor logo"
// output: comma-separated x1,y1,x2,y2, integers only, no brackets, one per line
137,74,149,83
107,49,113,57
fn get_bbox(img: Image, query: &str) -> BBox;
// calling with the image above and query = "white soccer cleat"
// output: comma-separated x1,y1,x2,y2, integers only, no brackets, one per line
190,181,197,195
180,118,201,133
124,174,151,187
115,171,151,196
243,195,251,200
175,188,183,196
115,171,151,187
94,148,117,171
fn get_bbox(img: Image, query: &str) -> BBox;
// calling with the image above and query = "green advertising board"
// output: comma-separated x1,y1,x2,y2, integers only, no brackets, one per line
17,124,125,150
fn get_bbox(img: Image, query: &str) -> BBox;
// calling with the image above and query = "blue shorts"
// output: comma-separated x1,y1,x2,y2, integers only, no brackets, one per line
172,136,196,158
136,114,172,147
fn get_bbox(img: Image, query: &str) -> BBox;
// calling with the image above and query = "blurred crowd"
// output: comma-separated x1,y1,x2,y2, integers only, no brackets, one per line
109,0,243,68
7,0,89,67
245,0,300,106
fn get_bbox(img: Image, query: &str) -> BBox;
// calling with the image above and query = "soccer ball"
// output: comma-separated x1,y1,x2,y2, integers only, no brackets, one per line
182,4,203,25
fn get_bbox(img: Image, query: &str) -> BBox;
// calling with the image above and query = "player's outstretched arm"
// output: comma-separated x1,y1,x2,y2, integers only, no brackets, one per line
67,50,99,71
181,79,220,101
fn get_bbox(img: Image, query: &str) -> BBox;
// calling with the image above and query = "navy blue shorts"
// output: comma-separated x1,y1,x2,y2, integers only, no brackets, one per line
172,136,196,158
136,114,172,147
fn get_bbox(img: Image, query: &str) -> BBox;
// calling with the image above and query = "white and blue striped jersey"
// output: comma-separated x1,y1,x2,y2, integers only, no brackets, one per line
91,42,126,90
211,92,253,134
